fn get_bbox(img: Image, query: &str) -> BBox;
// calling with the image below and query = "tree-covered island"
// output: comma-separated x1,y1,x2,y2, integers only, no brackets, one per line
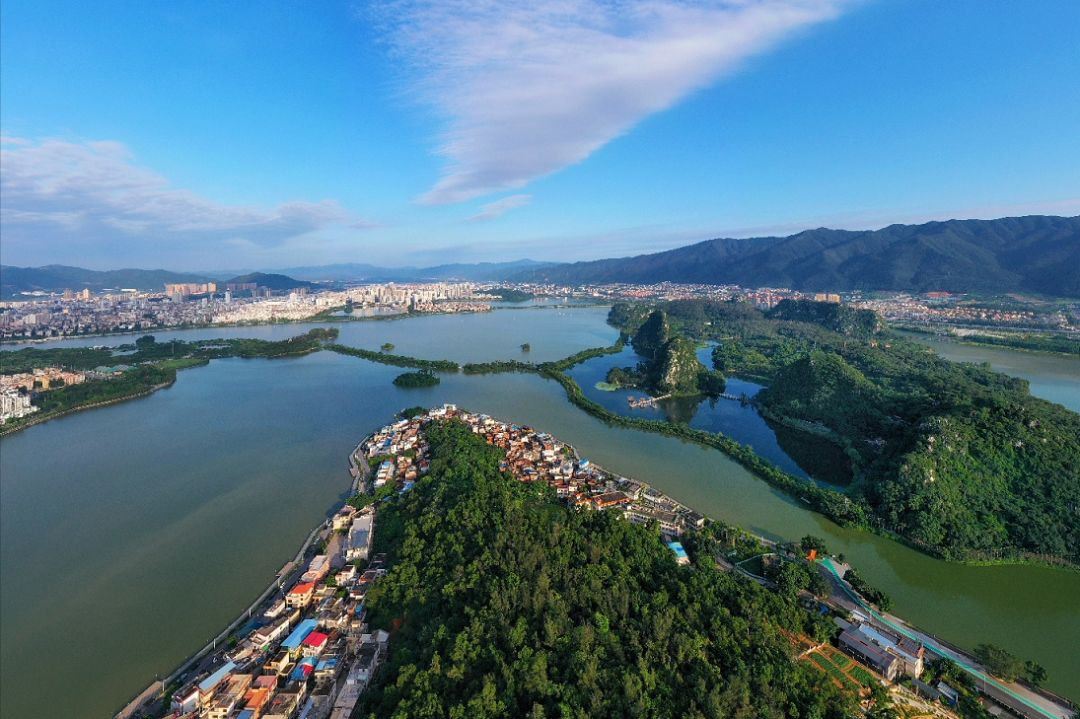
604,309,727,397
392,369,441,388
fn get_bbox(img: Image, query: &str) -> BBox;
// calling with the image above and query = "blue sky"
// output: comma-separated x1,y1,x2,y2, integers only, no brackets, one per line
2,0,1078,270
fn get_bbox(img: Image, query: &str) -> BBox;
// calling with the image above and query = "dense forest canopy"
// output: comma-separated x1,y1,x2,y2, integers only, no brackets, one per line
608,299,1080,565
358,420,852,719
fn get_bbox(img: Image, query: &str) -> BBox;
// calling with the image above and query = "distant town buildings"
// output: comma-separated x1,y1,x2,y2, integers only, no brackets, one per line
165,282,218,297
3,279,1073,343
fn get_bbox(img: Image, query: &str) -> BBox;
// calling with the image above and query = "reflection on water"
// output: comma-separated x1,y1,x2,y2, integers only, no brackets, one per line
567,345,848,483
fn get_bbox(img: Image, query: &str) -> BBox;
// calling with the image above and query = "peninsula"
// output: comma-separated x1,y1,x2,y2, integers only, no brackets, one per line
117,406,1074,719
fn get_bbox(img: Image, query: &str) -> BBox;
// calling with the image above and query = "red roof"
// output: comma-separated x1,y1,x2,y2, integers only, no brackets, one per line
289,581,315,595
302,631,329,647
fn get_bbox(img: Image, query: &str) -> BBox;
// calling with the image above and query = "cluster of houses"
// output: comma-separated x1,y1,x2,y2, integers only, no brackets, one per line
167,508,388,719
360,405,705,538
0,366,87,392
834,618,968,707
837,619,926,682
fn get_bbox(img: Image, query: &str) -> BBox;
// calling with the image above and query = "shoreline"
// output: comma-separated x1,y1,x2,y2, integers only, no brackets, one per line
895,326,1080,358
114,439,369,719
0,300,609,347
0,379,177,438
0,340,330,438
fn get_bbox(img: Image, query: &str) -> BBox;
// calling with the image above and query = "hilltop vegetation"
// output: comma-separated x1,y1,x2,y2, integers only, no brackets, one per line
606,309,726,396
223,272,313,291
358,420,853,719
609,299,1080,565
392,370,441,388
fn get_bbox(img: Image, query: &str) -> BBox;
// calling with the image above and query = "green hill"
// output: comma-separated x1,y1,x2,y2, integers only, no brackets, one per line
224,272,313,291
358,420,851,718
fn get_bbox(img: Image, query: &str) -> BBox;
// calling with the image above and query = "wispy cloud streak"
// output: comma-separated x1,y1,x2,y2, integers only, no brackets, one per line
376,0,846,204
467,193,531,222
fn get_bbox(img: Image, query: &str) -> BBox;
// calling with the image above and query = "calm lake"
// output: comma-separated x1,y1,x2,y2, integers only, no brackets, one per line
2,307,1078,717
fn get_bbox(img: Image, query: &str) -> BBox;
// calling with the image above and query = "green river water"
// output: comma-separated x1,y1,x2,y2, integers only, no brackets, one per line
1,307,1077,717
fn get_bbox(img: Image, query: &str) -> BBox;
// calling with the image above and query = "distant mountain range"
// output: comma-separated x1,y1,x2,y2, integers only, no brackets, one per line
514,216,1080,296
0,265,214,298
0,260,554,298
4,217,1077,298
275,259,556,282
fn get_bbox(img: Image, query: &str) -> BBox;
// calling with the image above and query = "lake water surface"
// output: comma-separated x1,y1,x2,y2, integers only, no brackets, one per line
2,308,1078,716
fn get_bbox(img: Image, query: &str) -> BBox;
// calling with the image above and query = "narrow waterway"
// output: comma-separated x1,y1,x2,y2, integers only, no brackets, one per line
2,309,1077,717
899,331,1080,413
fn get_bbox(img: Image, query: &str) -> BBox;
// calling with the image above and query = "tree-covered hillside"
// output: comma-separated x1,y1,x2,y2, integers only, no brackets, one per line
358,421,852,719
223,271,313,290
608,310,725,396
609,299,1080,565
516,216,1080,296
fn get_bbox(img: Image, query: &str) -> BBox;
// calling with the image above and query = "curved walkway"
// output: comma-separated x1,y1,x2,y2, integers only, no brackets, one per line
819,557,1070,719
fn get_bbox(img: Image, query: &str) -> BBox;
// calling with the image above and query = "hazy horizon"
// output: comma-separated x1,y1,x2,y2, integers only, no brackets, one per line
4,210,1080,275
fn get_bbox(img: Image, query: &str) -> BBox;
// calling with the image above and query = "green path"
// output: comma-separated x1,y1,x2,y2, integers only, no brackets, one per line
819,558,1059,719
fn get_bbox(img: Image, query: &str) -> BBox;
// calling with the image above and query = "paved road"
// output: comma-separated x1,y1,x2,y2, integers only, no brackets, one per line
818,557,1072,719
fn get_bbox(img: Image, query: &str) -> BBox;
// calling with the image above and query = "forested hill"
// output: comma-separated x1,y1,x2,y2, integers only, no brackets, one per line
609,299,1080,565
358,420,852,718
516,215,1080,296
223,272,313,290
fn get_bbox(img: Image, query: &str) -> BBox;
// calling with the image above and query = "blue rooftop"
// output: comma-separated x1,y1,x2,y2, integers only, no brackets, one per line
281,619,319,650
197,661,236,693
290,656,317,682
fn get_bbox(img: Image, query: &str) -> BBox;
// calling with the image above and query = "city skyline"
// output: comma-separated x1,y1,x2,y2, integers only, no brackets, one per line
2,0,1079,270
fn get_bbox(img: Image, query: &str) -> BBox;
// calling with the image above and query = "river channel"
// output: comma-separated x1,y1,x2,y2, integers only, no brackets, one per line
1,307,1077,717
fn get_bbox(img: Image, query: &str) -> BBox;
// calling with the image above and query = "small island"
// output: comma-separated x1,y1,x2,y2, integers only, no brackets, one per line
483,287,534,302
605,309,726,397
392,369,440,388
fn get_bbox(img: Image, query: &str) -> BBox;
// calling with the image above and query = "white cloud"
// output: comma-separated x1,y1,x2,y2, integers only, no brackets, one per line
0,137,367,265
467,193,532,222
376,0,846,205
